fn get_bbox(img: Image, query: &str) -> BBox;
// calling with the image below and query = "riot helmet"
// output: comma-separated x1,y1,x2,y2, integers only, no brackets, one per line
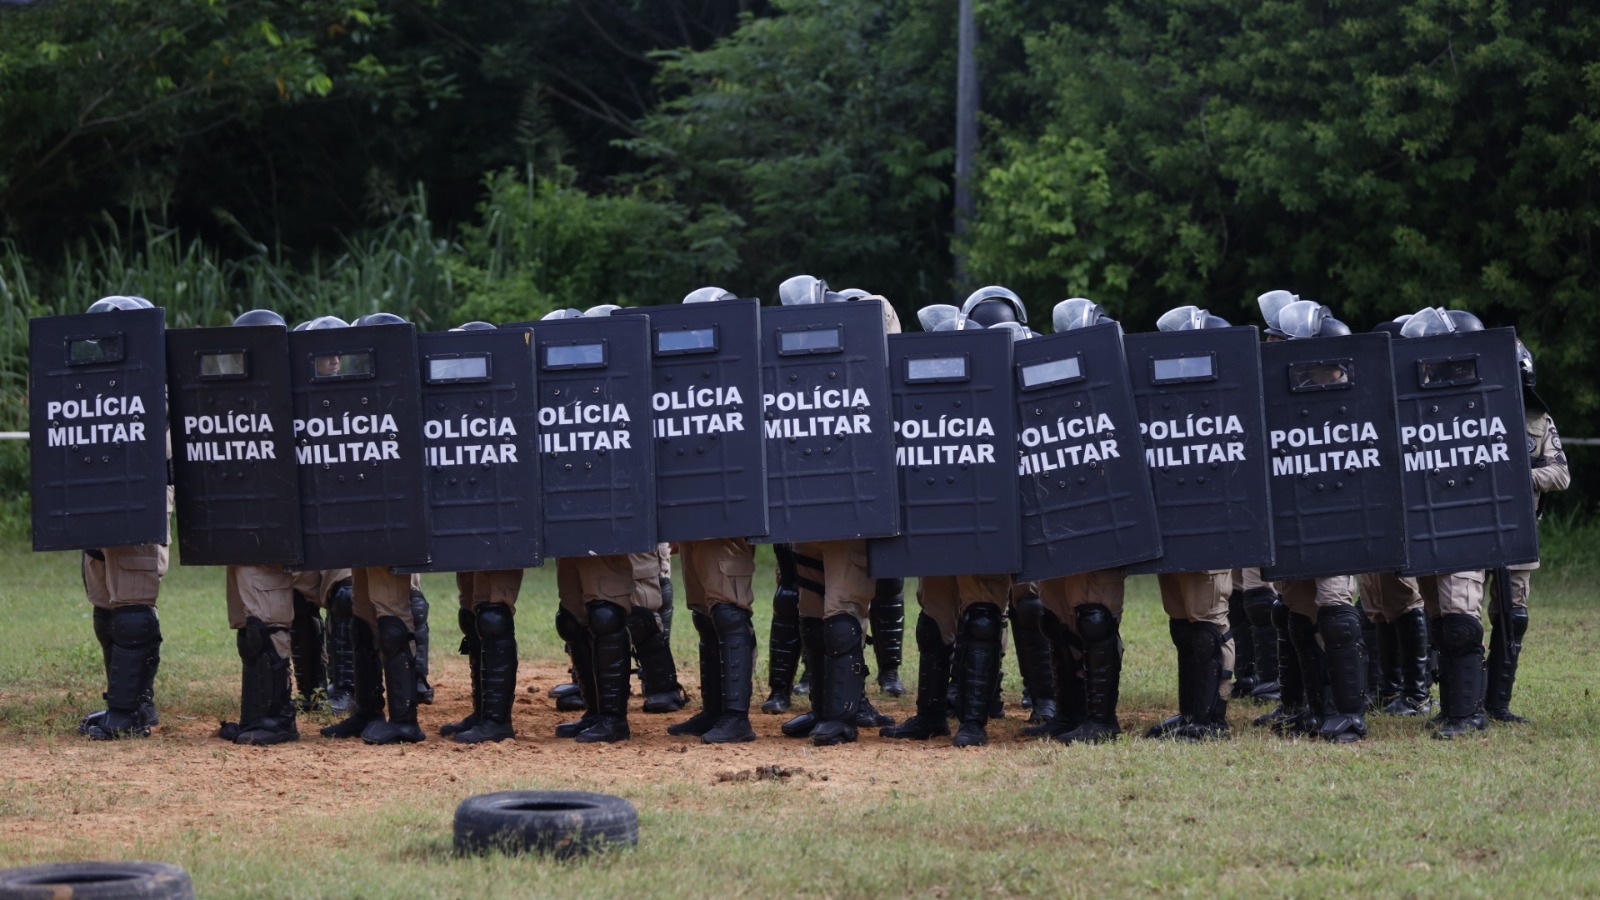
452,320,496,332
778,274,829,306
541,308,584,320
233,309,286,328
1156,305,1231,332
988,321,1033,342
86,295,152,314
917,304,963,333
834,288,873,301
304,315,350,330
583,304,623,317
682,286,735,304
961,285,1027,326
1371,320,1405,337
1399,306,1471,339
1051,297,1115,332
1274,300,1351,339
1516,339,1536,387
1257,289,1298,332
353,312,407,327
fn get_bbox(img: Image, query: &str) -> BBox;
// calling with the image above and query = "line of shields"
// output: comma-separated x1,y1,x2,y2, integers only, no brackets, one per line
30,303,1540,581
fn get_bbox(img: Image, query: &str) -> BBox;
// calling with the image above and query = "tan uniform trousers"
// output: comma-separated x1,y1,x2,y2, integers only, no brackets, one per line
454,570,525,611
1419,570,1485,619
290,569,353,608
226,565,295,658
1356,571,1424,623
352,567,416,630
1038,568,1126,632
1232,567,1274,592
792,539,875,625
917,573,1014,645
557,553,663,619
1158,571,1235,701
658,542,672,580
678,538,757,614
1278,575,1356,618
84,544,168,610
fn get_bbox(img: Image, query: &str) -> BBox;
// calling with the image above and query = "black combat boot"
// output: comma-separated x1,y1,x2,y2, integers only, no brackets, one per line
439,608,482,736
320,618,386,738
1054,604,1123,744
409,586,433,705
1433,613,1488,740
1253,599,1303,728
219,623,265,743
629,607,687,713
1242,586,1281,700
668,612,723,737
1272,611,1325,737
453,604,516,743
1317,605,1368,743
289,593,328,711
658,571,676,642
1487,603,1530,723
1228,588,1259,698
1024,611,1082,738
871,578,907,696
701,604,758,744
1011,589,1057,725
576,601,633,743
810,615,866,746
1384,609,1432,716
1147,619,1193,739
323,579,357,715
78,606,121,735
84,605,161,740
1375,618,1402,709
554,609,600,738
362,616,425,744
763,547,802,714
881,613,953,740
782,617,825,738
230,619,299,746
952,604,1003,747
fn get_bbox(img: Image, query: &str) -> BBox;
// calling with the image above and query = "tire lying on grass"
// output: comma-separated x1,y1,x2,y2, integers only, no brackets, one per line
454,790,639,859
0,861,194,899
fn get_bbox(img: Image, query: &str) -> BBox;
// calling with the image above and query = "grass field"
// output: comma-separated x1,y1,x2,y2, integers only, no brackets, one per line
1,539,1598,898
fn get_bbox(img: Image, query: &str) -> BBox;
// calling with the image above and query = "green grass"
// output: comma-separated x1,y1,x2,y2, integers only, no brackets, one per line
2,539,1599,896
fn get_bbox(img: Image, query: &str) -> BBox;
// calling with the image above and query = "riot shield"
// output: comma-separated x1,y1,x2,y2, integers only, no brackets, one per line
1261,332,1406,580
868,329,1020,577
288,323,430,570
1392,327,1538,575
518,315,657,557
166,325,301,566
397,329,543,572
30,308,169,551
756,303,898,543
624,299,768,542
1124,326,1274,575
1013,323,1160,581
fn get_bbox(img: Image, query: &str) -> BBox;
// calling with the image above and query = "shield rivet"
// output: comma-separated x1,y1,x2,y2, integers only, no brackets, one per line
1446,479,1456,487
361,396,370,406
322,400,331,408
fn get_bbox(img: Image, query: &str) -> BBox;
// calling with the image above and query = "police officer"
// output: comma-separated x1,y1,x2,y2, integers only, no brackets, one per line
75,295,168,741
637,543,688,713
290,568,355,712
762,543,803,713
1234,567,1281,701
552,552,667,743
1359,570,1431,716
1485,340,1569,723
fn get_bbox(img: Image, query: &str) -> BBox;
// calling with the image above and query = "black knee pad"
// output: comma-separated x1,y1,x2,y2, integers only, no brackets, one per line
457,606,476,637
1243,587,1276,627
376,615,413,656
1040,607,1067,642
1188,620,1224,658
293,591,320,619
555,607,586,644
914,611,947,650
1439,613,1483,655
961,603,1004,643
709,602,751,634
409,587,429,621
238,616,274,658
1316,605,1364,650
821,614,863,659
586,600,628,637
1167,616,1191,649
1269,596,1290,630
873,577,905,604
325,579,354,616
476,603,514,640
774,543,798,583
659,576,674,609
1011,591,1045,631
1509,606,1529,640
625,606,664,642
772,584,799,621
110,604,161,647
1076,604,1118,644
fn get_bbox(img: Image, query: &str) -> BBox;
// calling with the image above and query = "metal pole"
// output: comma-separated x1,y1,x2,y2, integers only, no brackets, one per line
954,0,978,291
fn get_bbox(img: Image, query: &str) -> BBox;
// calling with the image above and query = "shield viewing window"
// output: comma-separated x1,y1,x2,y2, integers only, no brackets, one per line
66,335,124,365
1150,353,1216,385
1288,359,1352,392
656,326,718,356
1418,356,1480,388
310,350,375,381
906,355,969,384
543,341,607,369
777,326,843,355
426,353,491,384
1018,354,1084,390
198,350,248,379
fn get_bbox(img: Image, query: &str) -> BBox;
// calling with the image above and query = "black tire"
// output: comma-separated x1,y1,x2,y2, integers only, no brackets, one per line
0,861,194,899
453,790,639,859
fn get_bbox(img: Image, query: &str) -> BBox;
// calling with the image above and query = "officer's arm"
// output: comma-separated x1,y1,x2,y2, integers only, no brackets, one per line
1531,415,1570,494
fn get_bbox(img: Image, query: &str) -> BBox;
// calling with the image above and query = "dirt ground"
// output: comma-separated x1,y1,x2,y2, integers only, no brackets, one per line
0,660,1029,855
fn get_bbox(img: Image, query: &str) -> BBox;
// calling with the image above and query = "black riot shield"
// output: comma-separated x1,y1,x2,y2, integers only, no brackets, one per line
1124,326,1274,576
166,325,302,566
624,300,768,542
519,315,657,557
1392,327,1537,575
1013,323,1161,582
1260,333,1407,580
756,303,898,543
868,329,1020,577
288,323,429,570
396,329,543,573
30,308,169,551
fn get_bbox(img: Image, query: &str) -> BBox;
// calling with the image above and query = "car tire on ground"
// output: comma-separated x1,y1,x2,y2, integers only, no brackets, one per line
0,861,194,899
453,790,639,859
